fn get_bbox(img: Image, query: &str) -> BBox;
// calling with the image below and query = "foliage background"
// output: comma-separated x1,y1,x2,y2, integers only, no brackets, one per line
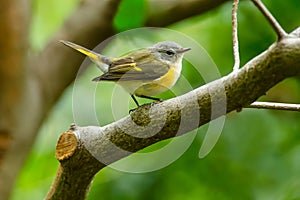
12,0,300,199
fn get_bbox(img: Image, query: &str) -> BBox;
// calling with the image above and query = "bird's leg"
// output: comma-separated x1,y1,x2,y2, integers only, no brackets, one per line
129,95,140,113
131,95,140,107
129,95,163,113
137,95,162,102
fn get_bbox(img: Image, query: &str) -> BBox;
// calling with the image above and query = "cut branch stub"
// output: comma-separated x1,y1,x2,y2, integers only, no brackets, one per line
56,132,77,161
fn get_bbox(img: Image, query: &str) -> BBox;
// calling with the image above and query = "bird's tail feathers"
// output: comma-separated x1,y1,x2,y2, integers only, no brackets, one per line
60,40,110,72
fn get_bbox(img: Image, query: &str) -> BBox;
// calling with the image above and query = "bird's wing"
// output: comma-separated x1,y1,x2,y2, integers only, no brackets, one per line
92,50,170,82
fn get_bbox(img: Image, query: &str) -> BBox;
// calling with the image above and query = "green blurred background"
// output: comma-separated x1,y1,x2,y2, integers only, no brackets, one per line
12,0,300,199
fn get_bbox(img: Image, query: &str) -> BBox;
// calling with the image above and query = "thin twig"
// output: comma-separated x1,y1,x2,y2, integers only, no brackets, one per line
246,102,300,111
232,0,240,71
251,0,287,39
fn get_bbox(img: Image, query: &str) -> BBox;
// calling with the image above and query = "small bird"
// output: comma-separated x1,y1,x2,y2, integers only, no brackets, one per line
60,40,190,107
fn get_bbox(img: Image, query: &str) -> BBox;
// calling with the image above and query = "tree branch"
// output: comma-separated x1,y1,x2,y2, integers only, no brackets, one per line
47,28,300,199
145,0,229,26
232,0,240,71
0,0,31,199
46,132,105,200
251,0,287,39
0,0,30,149
246,102,300,111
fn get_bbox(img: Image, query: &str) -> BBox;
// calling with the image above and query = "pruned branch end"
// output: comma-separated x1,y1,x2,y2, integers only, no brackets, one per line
56,132,77,161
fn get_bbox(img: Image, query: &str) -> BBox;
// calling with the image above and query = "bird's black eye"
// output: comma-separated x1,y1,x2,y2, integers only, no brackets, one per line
165,50,175,56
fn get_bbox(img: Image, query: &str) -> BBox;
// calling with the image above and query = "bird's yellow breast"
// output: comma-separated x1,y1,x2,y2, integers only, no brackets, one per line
132,66,179,96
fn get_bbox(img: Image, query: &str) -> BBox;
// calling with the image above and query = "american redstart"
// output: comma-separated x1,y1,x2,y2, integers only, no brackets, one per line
60,40,190,107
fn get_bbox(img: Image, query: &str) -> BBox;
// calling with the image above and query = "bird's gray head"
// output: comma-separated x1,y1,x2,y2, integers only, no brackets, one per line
150,41,191,63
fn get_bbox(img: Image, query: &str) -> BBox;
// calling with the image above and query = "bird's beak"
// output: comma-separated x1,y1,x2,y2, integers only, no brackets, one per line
176,47,191,54
59,40,99,61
